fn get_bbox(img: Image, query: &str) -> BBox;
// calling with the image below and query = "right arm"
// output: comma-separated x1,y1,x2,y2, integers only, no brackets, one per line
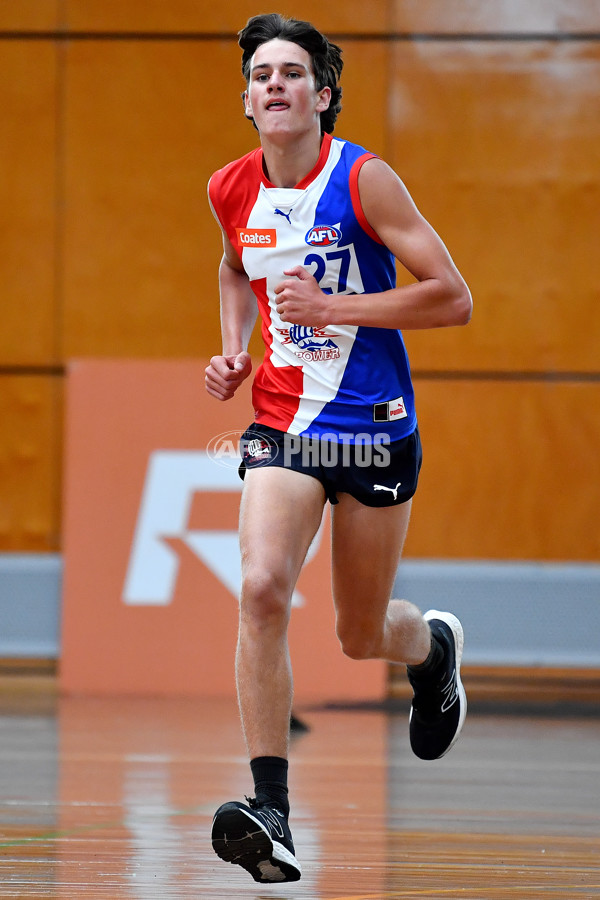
205,215,256,402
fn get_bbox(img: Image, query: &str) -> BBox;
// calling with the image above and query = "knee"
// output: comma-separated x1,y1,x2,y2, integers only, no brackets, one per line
240,568,291,632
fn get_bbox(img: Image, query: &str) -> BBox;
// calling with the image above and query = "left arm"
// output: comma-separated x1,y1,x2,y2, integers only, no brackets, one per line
274,157,472,330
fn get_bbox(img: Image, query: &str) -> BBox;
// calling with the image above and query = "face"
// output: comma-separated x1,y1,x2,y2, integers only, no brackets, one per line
244,38,331,138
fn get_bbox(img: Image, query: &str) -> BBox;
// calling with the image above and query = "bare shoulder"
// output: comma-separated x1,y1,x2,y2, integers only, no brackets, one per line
357,156,421,230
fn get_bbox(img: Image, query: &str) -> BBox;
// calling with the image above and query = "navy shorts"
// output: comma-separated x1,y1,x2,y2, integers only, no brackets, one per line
238,422,422,507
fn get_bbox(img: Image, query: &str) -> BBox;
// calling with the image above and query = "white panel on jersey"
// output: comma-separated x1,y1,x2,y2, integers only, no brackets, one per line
241,138,367,435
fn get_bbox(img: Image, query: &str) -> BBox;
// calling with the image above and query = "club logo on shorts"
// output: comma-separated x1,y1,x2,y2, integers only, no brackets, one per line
239,430,280,468
305,224,342,247
243,437,273,462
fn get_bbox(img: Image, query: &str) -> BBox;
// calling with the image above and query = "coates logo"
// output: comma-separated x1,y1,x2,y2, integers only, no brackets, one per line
236,228,276,248
305,224,342,247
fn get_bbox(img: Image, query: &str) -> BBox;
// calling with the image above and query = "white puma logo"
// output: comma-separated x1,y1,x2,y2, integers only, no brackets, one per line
373,482,402,501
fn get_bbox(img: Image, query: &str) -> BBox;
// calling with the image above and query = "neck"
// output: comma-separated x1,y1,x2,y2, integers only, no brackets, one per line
260,129,323,188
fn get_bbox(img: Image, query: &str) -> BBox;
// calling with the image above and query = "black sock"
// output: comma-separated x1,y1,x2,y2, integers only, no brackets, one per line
250,756,289,816
407,632,445,678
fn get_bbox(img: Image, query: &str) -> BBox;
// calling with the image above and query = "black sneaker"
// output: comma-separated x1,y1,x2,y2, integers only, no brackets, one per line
408,609,467,760
211,797,301,883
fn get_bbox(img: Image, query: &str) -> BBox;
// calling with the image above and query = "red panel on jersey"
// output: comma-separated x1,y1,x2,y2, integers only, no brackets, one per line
252,278,303,432
208,150,264,261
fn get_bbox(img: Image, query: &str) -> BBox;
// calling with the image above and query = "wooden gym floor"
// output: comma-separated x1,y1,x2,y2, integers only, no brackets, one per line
0,685,598,899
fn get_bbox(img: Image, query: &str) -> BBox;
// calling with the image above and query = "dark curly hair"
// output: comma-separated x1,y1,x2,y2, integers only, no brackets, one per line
238,13,343,134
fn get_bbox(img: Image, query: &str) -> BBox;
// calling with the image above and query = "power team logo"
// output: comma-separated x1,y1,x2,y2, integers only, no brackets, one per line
236,228,277,247
305,224,342,247
278,325,341,362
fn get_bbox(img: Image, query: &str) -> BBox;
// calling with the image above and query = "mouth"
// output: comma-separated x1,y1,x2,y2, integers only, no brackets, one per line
266,100,290,111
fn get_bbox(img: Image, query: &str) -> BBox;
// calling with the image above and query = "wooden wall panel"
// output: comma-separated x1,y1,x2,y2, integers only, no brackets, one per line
389,41,600,373
64,0,389,34
391,0,600,33
331,40,389,157
0,377,61,552
2,13,598,561
0,1,59,30
0,42,57,365
62,40,248,359
403,379,600,561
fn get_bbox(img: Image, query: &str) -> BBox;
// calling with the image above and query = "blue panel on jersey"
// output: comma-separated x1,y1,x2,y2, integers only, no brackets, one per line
311,140,397,294
301,325,417,441
300,140,417,442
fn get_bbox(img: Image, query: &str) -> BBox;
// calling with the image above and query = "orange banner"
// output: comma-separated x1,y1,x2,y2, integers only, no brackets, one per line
61,360,385,701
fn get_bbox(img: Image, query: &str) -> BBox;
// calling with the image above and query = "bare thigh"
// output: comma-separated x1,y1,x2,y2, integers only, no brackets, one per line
239,466,327,613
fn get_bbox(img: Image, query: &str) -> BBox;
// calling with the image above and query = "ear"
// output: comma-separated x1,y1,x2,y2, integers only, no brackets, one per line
243,89,253,117
316,85,331,113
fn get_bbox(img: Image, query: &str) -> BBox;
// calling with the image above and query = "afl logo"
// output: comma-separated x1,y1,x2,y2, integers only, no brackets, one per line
305,224,342,247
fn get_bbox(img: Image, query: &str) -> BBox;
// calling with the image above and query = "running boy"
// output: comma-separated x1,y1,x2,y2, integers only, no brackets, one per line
206,13,472,883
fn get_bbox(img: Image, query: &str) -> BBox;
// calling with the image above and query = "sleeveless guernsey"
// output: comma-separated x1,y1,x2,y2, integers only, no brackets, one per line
208,133,417,443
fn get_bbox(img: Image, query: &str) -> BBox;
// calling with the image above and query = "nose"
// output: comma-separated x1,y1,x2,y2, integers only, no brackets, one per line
268,71,285,91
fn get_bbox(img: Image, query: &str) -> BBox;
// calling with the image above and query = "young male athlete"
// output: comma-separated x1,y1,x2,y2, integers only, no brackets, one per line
205,13,472,883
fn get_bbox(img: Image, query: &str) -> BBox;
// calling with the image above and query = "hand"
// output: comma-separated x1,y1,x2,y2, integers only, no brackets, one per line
274,266,331,326
205,351,252,401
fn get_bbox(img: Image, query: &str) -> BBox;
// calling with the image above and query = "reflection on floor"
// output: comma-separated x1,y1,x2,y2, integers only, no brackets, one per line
0,693,598,898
